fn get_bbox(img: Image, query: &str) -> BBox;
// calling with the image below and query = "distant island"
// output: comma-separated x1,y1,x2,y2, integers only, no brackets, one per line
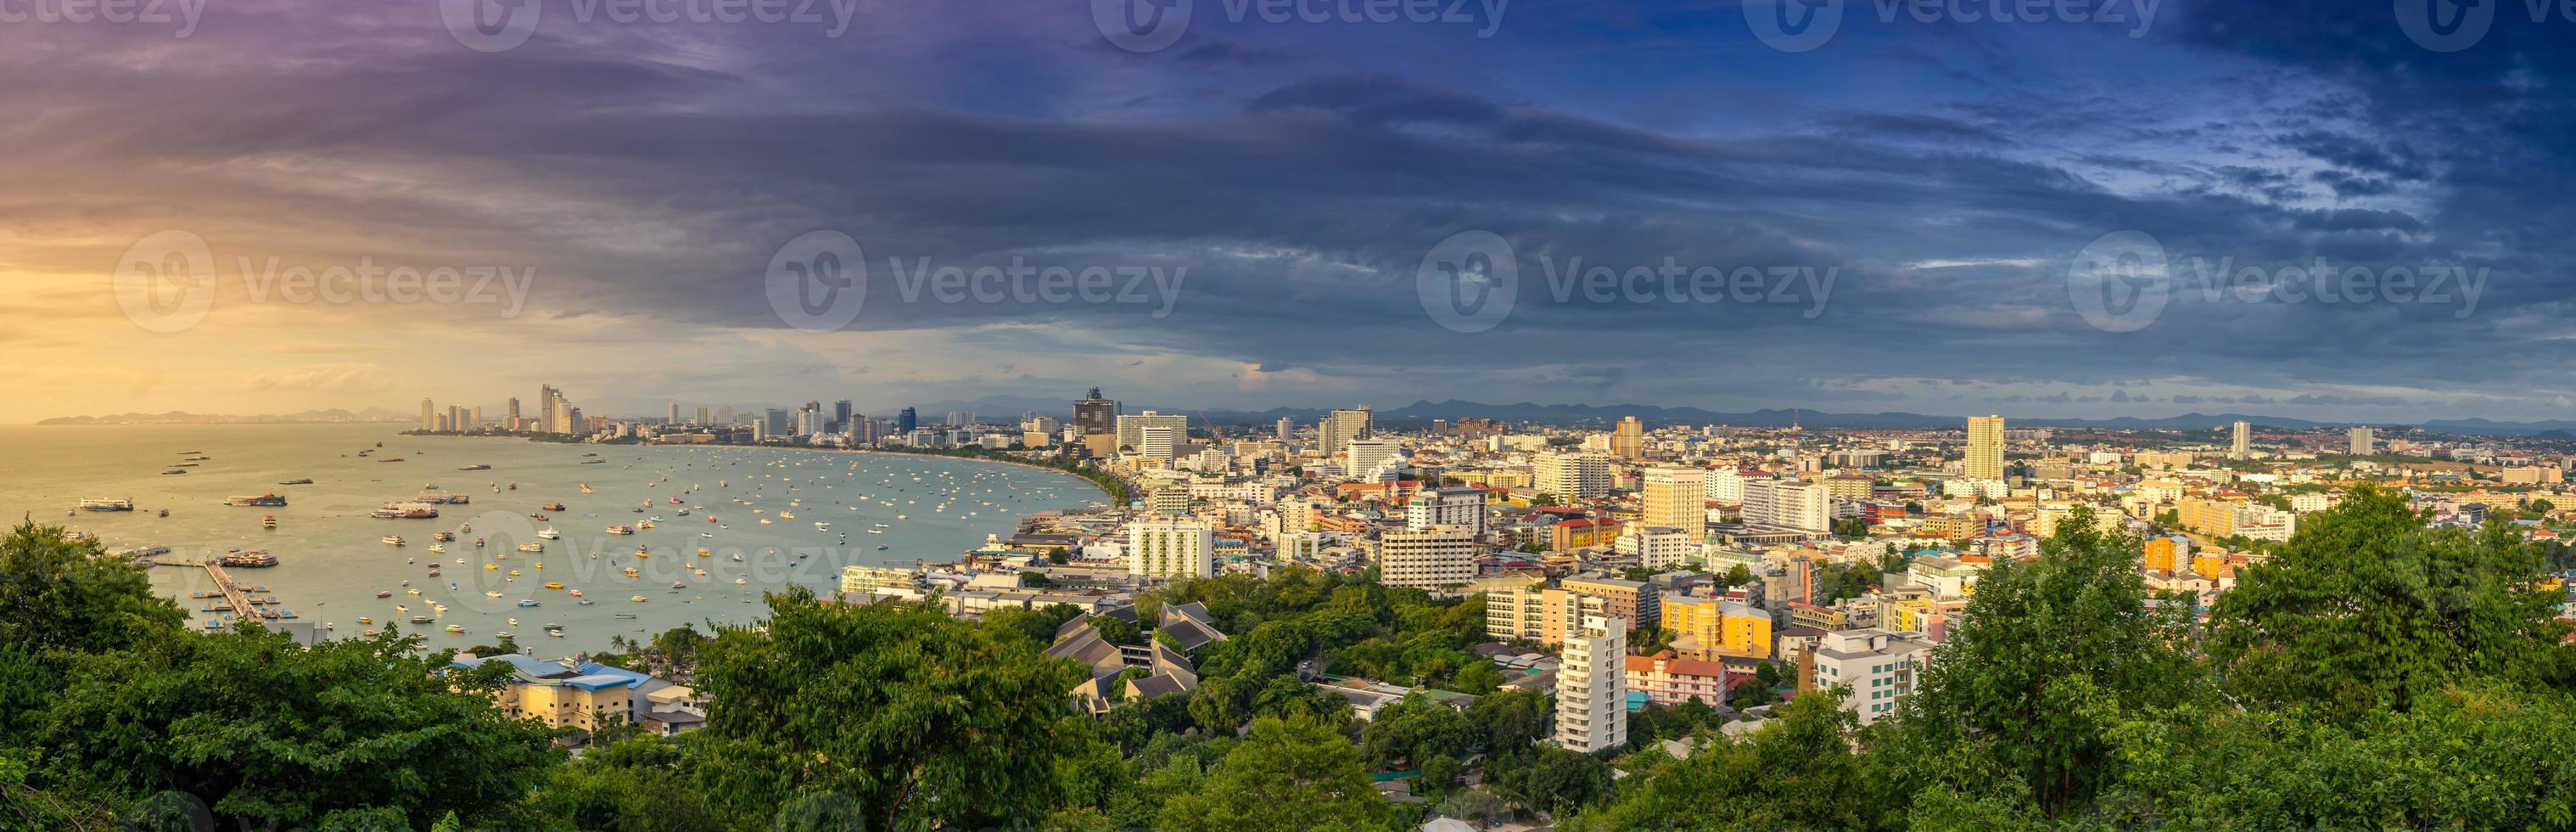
38,408,410,425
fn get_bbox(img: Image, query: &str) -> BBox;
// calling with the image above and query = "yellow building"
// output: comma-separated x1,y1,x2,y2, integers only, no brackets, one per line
451,654,652,733
2144,536,2184,572
1664,595,1772,661
2178,498,2246,538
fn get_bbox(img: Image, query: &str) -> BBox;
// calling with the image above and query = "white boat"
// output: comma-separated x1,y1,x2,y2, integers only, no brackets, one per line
537,527,562,539
518,542,544,553
382,536,406,546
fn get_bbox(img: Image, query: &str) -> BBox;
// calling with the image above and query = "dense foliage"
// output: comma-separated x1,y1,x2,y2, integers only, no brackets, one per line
12,484,2576,829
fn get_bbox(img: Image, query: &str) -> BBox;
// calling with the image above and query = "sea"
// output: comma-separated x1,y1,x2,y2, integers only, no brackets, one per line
0,424,1107,653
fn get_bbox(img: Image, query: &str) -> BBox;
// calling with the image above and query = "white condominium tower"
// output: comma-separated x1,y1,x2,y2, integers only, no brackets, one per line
1127,520,1213,580
1534,452,1611,501
1556,615,1627,752
2349,425,2372,456
1377,526,1476,589
1965,414,2005,481
1641,466,1707,542
2231,420,2250,459
1320,407,1373,458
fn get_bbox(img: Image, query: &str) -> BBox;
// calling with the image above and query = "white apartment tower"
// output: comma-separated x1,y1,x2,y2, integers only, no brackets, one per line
2231,420,2250,460
1534,452,1611,501
1377,526,1476,589
1642,467,1708,542
1346,437,1404,480
1743,478,1831,532
1406,486,1488,536
1320,407,1374,458
1965,415,2005,481
2349,425,2373,456
1127,520,1213,580
1555,615,1627,752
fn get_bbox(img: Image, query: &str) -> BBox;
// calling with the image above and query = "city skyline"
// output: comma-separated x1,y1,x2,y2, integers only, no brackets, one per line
12,3,2573,424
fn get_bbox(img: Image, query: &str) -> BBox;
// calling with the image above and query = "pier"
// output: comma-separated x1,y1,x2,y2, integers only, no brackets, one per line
158,559,266,627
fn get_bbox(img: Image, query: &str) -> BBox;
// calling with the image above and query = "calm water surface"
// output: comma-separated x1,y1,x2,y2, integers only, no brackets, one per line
0,424,1104,653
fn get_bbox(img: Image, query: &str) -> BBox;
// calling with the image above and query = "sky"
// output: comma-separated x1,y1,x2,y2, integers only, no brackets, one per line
4,0,2572,424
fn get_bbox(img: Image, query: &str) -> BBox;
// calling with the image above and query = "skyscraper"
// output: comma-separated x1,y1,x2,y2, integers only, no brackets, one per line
1965,415,2005,481
695,406,713,426
2231,420,2250,460
1275,416,1293,441
1073,387,1119,436
1320,407,1373,458
1116,411,1190,452
420,397,435,431
1611,416,1645,459
669,402,680,424
898,407,917,433
1534,452,1611,501
1642,466,1708,542
538,385,558,434
1555,615,1627,752
832,400,853,431
2349,425,2372,456
506,397,520,420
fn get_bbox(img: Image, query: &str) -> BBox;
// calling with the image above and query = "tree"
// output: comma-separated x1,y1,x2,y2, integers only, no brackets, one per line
0,521,183,655
33,627,563,829
692,588,1091,830
2205,486,2576,720
1156,714,1395,832
1889,506,2213,817
1568,690,1877,831
1485,746,1610,819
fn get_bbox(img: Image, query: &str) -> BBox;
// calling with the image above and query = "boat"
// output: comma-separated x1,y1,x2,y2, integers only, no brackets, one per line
779,511,795,520
445,625,465,634
542,503,566,512
427,543,445,554
223,494,288,507
614,613,637,619
357,616,373,625
581,459,605,464
376,590,394,598
395,604,410,613
277,478,314,485
410,616,434,624
568,589,584,598
219,548,277,567
621,566,641,577
79,498,135,512
507,570,520,576
379,457,406,462
544,582,563,589
484,591,504,599
484,564,498,571
382,536,406,546
518,542,544,553
262,514,277,528
546,629,564,637
536,527,562,539
630,595,648,603
815,522,830,530
474,538,485,548
876,544,888,550
457,464,491,470
162,469,188,475
579,483,594,493
634,548,650,559
369,503,440,520
605,525,635,535
433,531,456,542
670,580,686,589
518,599,540,607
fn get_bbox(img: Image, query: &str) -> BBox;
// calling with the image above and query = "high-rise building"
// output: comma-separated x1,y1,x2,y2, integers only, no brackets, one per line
1320,407,1373,458
1127,520,1213,580
2230,420,2250,460
1073,388,1119,436
1534,452,1611,501
420,398,435,431
1275,416,1294,441
1405,486,1487,536
833,400,854,432
714,407,735,425
695,406,713,426
538,385,559,434
1743,478,1830,532
506,397,520,420
669,402,680,424
1642,467,1707,542
764,408,795,437
1345,437,1404,480
1138,424,1179,460
1116,411,1190,452
1611,416,1645,459
2349,425,2372,456
1378,526,1476,589
898,408,917,433
1965,415,2005,481
796,408,822,437
1555,615,1627,752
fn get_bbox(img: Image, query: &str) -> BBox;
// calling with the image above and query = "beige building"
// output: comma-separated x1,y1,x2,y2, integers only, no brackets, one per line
1127,520,1214,580
1556,616,1627,751
1965,415,2005,481
1377,526,1477,590
1641,466,1707,542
